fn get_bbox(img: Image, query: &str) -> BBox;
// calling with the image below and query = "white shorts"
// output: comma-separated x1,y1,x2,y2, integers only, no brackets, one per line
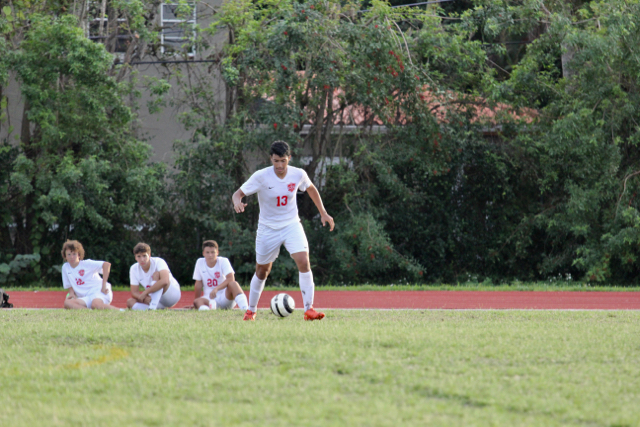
201,290,236,310
256,221,308,265
79,289,113,309
157,281,181,309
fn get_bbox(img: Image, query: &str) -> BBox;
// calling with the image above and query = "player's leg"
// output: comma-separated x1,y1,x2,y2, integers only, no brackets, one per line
87,286,121,310
290,251,323,320
245,225,283,320
223,281,249,311
147,272,170,310
90,299,121,310
252,262,272,305
127,295,151,310
89,290,121,310
94,301,120,310
64,297,89,309
147,289,163,310
285,222,324,320
244,263,272,320
194,297,209,309
156,281,181,309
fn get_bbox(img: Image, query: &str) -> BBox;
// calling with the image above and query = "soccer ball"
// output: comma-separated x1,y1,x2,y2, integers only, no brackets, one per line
270,293,295,317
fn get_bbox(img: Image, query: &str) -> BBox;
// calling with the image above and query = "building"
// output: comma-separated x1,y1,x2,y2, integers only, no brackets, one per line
0,0,225,163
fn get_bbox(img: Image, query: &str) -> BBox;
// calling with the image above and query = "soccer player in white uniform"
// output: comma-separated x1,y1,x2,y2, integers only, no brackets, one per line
232,140,335,321
61,240,121,310
126,243,181,310
192,240,249,312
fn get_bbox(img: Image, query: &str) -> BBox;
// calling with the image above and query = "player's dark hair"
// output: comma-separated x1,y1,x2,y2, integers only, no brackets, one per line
133,242,151,255
270,140,291,157
61,240,85,260
202,240,218,251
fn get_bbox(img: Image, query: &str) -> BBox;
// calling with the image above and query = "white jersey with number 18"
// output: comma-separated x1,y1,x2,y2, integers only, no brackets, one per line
62,259,109,298
240,165,312,230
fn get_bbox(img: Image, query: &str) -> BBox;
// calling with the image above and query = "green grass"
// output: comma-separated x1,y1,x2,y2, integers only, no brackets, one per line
1,310,639,426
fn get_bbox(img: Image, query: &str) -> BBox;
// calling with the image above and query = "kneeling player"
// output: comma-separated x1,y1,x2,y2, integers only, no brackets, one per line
192,240,248,312
61,240,121,310
127,243,181,310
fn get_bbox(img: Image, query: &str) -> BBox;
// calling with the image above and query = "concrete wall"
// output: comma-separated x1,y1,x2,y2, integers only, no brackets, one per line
0,74,23,146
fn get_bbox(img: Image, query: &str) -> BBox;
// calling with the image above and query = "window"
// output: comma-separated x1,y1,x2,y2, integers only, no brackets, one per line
160,3,196,57
87,2,130,54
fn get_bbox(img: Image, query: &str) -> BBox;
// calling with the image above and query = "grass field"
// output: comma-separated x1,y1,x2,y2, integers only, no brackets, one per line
1,309,639,426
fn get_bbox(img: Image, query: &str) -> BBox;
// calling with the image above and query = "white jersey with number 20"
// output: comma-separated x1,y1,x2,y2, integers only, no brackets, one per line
192,257,234,294
240,165,312,230
129,257,179,290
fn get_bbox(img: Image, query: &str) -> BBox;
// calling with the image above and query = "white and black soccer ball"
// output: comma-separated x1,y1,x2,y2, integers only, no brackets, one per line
270,293,295,317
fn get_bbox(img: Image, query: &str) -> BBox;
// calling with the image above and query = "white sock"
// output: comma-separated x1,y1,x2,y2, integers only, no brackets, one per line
235,293,249,311
148,286,163,310
248,274,266,312
132,302,149,311
299,271,314,311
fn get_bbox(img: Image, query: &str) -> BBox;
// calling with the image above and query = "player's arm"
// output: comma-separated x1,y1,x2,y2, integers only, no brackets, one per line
306,184,335,231
232,189,248,213
66,288,77,299
210,273,234,298
140,270,170,298
130,284,146,302
100,262,111,294
194,280,204,300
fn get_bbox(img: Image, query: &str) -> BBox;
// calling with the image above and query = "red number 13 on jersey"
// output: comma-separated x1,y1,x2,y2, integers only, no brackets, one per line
276,196,288,206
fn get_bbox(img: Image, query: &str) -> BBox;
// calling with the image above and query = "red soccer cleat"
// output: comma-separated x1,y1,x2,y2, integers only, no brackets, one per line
243,310,257,321
304,308,325,321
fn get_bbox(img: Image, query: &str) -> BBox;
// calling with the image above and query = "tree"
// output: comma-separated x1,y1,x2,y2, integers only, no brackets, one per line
160,0,510,284
0,14,164,284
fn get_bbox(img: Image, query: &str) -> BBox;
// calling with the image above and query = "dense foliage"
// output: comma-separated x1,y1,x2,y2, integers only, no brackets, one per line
0,14,164,284
4,0,640,286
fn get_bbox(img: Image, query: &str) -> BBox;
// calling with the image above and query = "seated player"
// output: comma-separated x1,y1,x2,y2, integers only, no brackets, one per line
61,240,121,310
192,240,249,312
126,243,181,310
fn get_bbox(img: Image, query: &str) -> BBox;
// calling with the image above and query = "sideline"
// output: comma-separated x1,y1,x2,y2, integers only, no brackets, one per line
5,290,640,310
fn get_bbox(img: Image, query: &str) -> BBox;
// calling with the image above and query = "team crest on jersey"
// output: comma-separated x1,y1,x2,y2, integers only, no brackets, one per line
215,272,221,279
79,270,85,276
287,183,296,192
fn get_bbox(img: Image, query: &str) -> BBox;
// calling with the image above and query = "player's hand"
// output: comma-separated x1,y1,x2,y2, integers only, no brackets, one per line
234,201,247,213
321,212,335,231
209,290,216,299
101,286,109,295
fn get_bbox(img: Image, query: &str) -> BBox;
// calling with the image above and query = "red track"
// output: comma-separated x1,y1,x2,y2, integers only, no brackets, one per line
5,290,640,310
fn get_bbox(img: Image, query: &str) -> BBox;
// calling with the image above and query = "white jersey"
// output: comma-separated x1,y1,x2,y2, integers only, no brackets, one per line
129,257,180,290
62,259,109,298
240,165,312,229
192,257,234,294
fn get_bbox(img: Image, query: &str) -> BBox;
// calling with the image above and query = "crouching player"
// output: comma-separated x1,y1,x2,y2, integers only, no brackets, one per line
127,243,181,310
61,240,121,310
192,240,248,312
